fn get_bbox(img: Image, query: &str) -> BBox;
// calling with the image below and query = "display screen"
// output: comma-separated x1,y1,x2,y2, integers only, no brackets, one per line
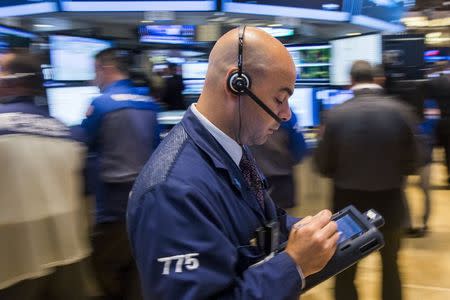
47,86,100,126
182,61,208,79
331,34,382,86
60,0,216,11
360,0,406,24
257,27,294,38
222,0,349,21
336,213,364,244
287,44,331,83
288,88,320,127
425,49,450,63
0,0,58,17
0,25,37,52
50,35,113,81
139,25,196,44
316,89,353,110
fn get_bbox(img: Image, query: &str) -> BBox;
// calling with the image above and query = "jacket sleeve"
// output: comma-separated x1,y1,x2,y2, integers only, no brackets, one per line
398,103,427,173
127,183,302,300
313,116,337,178
80,99,103,147
284,112,307,164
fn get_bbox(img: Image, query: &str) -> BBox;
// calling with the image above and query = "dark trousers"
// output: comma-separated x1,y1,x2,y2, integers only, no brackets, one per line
0,260,87,300
437,118,450,182
92,222,142,300
333,186,405,300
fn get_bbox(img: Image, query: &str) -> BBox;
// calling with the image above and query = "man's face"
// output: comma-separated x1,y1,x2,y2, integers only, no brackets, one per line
0,53,16,97
94,60,106,91
240,61,296,145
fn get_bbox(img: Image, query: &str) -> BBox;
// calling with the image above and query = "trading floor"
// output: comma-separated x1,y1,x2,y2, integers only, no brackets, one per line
290,150,450,300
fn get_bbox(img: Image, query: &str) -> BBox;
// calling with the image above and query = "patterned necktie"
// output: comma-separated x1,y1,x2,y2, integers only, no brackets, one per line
239,148,265,211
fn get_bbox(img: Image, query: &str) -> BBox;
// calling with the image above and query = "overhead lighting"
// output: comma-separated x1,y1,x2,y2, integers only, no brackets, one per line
33,24,55,28
402,16,450,28
268,23,283,27
322,3,340,10
140,20,154,23
346,32,361,36
426,32,442,38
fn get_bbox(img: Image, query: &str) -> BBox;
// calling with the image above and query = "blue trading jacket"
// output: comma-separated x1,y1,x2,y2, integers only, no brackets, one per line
282,111,307,163
127,108,303,300
81,80,161,223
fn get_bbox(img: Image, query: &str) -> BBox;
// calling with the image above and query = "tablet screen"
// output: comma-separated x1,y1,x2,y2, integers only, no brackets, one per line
336,213,364,244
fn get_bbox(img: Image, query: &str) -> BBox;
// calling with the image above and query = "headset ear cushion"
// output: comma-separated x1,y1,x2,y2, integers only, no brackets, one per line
228,71,251,95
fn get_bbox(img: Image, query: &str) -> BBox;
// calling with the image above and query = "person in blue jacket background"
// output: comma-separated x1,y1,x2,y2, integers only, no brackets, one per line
127,27,338,300
82,48,160,300
251,110,307,208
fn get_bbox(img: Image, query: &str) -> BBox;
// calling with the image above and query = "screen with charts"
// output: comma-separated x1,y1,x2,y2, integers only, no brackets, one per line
330,34,382,86
47,86,100,126
50,35,113,81
316,89,354,110
287,44,331,83
288,88,320,128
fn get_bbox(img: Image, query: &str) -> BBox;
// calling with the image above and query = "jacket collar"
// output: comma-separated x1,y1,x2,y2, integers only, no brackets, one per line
181,108,268,220
102,79,132,93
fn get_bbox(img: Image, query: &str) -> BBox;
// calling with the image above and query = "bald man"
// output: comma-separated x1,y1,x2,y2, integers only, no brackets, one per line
127,27,338,299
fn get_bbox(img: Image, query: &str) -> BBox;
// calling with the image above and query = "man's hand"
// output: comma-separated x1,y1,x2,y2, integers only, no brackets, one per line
285,210,339,277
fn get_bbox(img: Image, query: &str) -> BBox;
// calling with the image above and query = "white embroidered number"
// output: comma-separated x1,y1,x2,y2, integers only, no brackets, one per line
157,253,200,275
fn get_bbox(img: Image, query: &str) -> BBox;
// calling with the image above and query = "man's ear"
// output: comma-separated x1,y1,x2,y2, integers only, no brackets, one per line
223,67,239,100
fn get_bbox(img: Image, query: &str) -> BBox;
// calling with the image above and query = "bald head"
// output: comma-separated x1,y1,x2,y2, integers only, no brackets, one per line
196,26,296,145
203,26,295,94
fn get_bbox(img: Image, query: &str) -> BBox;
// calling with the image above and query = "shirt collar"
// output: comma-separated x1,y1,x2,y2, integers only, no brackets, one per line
102,79,132,93
190,103,242,166
351,83,383,91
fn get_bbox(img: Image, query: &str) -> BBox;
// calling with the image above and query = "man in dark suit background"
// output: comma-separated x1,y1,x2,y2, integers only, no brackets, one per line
162,63,186,110
314,60,423,300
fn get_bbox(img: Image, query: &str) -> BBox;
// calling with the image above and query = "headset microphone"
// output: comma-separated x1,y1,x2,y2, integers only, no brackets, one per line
227,25,283,124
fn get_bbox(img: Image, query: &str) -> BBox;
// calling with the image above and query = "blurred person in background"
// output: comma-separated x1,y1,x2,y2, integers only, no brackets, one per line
81,48,160,300
0,52,91,299
426,68,450,185
250,110,307,209
314,60,423,300
162,62,185,110
375,65,431,237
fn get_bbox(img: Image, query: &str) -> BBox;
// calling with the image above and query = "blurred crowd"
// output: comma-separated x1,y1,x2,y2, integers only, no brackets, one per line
0,41,449,300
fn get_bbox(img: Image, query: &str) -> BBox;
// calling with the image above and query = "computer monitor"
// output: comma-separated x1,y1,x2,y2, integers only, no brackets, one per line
138,25,196,45
289,88,320,127
316,88,354,110
287,44,331,84
330,34,382,86
46,86,100,126
222,0,349,21
182,61,208,79
0,0,58,17
49,35,113,81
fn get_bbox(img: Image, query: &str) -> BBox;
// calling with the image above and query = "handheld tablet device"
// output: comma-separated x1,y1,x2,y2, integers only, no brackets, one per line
300,205,384,293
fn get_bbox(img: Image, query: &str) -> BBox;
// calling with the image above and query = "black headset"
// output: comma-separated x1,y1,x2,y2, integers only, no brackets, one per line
227,26,283,124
